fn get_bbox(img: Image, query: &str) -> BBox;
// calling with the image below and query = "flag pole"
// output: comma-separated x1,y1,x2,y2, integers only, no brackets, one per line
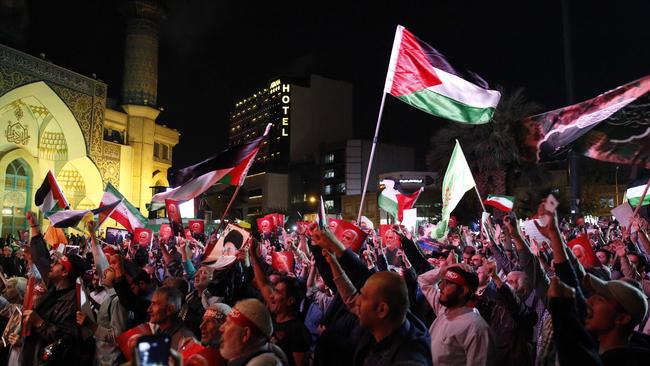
215,184,242,234
475,186,487,212
357,92,389,224
629,177,650,230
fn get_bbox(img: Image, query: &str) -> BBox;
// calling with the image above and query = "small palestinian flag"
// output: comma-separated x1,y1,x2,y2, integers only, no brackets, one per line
626,182,650,207
35,171,69,217
384,25,501,124
483,194,515,212
47,200,121,229
378,178,423,222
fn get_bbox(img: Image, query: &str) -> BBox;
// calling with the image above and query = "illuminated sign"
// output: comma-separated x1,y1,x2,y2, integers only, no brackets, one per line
281,84,290,137
399,179,423,184
269,79,282,93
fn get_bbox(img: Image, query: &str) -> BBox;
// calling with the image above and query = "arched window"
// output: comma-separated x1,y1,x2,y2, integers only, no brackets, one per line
2,159,31,237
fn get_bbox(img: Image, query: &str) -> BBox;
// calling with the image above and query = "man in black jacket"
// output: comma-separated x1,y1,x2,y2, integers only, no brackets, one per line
22,211,91,365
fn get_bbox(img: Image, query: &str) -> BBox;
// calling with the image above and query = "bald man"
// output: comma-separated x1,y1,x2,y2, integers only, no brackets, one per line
318,232,432,365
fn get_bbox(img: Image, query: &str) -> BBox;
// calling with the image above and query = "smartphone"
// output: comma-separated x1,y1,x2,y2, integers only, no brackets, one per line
135,334,171,366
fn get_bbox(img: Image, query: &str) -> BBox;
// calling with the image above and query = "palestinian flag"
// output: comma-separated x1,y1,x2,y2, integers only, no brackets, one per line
149,124,271,211
626,182,650,207
99,183,147,232
384,25,501,124
35,171,69,217
520,75,650,168
48,200,121,229
378,178,423,221
483,194,515,212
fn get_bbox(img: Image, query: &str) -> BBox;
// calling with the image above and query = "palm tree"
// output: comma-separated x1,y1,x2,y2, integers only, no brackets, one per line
426,87,544,215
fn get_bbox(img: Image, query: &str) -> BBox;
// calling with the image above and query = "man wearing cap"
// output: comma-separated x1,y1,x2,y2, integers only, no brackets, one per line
418,263,496,366
219,298,288,365
548,273,650,365
21,211,92,365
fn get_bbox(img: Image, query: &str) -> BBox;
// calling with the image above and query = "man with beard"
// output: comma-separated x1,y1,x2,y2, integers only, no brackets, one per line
219,298,288,365
22,211,91,365
250,239,310,366
418,263,496,365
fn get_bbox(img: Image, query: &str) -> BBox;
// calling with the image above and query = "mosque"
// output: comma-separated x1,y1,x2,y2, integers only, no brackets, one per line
0,0,179,236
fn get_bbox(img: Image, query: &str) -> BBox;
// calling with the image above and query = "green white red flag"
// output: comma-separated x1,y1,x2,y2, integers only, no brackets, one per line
483,194,515,212
384,25,501,124
433,140,476,239
99,183,147,233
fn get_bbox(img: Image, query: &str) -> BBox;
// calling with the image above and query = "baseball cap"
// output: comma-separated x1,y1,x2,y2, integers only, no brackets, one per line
586,273,648,325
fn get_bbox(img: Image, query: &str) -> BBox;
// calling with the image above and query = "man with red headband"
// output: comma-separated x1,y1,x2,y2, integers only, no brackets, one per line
219,298,288,365
21,211,91,365
418,263,496,365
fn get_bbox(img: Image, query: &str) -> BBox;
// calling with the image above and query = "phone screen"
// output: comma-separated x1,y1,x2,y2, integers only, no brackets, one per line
136,334,170,366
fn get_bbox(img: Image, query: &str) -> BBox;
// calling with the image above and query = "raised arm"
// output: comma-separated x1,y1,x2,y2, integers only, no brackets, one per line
248,238,274,304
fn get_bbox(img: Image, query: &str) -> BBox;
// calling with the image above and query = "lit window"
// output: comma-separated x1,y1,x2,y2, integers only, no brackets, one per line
324,185,332,195
324,170,334,179
324,153,335,164
337,182,346,193
325,200,335,210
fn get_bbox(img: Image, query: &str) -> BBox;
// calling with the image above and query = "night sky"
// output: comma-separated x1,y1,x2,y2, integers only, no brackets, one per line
22,0,650,172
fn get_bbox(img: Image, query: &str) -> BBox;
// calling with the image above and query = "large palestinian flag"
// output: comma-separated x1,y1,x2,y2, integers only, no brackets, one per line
149,124,270,210
520,75,650,168
384,25,501,124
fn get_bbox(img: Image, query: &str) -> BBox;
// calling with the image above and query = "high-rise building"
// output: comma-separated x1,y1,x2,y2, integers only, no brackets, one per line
226,75,354,218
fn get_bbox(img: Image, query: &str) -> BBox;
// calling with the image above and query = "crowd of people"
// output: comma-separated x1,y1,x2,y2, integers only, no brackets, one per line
0,197,649,366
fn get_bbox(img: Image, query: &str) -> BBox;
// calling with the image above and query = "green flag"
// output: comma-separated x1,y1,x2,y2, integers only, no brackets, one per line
433,140,476,239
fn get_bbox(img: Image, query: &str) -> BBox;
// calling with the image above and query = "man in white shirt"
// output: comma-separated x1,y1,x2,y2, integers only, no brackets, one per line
418,263,496,366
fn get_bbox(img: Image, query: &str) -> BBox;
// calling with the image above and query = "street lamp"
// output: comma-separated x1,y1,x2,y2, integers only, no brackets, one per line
309,196,317,203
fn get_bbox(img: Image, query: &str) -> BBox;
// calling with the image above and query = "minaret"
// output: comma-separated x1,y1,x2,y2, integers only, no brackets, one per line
120,0,165,214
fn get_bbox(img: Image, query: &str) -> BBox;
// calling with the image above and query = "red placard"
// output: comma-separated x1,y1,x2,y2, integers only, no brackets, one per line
257,216,275,235
134,228,153,246
159,224,173,241
328,219,367,253
189,220,205,234
21,276,35,337
568,234,599,268
271,251,295,273
116,323,154,361
179,339,225,366
165,199,183,236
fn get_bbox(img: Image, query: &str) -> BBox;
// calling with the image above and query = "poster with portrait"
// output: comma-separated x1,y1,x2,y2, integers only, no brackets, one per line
134,228,153,247
159,223,173,241
189,219,205,235
165,199,183,236
568,233,599,268
271,251,295,273
257,216,275,236
328,219,366,253
203,223,251,264
380,224,404,250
